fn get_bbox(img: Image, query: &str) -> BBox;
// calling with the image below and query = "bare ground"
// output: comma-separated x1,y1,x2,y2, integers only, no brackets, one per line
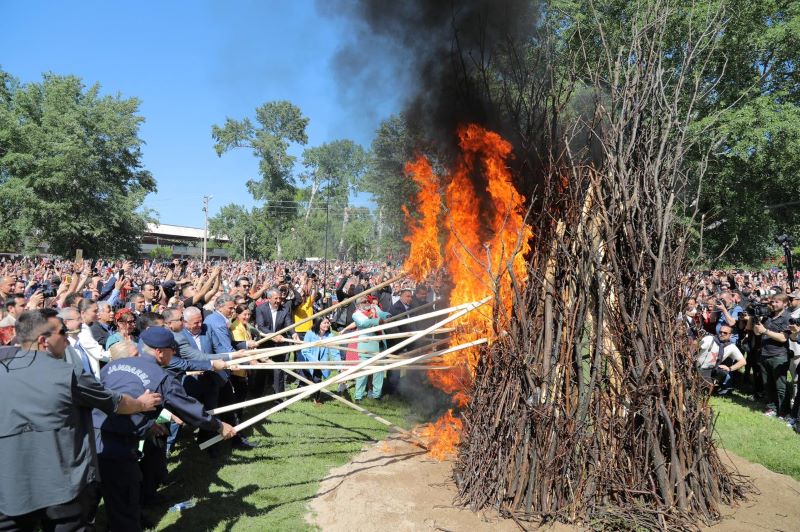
307,435,800,531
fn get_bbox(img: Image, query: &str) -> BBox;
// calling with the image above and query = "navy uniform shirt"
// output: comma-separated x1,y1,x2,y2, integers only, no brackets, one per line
93,354,222,459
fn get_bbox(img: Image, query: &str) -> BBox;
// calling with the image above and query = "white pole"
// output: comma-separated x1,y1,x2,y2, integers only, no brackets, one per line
209,338,487,415
200,297,490,448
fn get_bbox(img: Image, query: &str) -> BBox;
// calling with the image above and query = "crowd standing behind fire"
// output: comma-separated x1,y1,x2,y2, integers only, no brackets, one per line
0,255,446,531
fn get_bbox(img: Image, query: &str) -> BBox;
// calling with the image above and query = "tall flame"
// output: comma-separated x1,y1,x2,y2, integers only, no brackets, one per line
402,124,532,459
402,155,443,280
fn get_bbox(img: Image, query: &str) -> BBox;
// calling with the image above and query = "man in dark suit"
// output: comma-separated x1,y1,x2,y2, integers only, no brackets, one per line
89,301,114,348
253,288,293,397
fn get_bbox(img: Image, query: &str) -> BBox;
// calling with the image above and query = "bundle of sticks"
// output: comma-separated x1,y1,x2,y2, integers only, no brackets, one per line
198,273,491,450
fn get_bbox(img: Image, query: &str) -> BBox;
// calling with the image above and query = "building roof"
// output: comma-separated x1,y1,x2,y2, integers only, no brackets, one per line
145,223,229,241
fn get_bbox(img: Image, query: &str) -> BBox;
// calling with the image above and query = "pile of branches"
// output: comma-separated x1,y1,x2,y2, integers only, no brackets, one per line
455,1,749,529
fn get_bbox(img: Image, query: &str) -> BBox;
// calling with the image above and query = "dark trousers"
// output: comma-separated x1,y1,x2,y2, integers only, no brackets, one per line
184,373,223,444
140,438,167,505
760,355,790,414
746,347,763,394
271,353,287,395
99,457,143,532
0,484,96,532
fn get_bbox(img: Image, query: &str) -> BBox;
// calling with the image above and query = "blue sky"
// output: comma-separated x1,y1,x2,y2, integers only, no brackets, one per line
1,0,405,227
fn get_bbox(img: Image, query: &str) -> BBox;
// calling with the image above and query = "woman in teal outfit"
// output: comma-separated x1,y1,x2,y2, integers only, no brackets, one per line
351,295,391,400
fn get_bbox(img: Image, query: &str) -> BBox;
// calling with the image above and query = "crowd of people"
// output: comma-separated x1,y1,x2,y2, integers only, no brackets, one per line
0,256,442,531
686,268,800,429
6,253,797,530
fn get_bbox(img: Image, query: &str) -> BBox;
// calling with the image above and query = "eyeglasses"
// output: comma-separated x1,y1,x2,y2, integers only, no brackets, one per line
719,331,731,335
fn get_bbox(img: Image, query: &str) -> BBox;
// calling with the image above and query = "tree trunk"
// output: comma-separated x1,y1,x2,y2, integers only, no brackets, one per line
337,206,350,259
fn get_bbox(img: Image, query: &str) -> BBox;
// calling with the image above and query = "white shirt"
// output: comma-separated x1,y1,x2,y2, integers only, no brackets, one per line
78,323,110,377
696,334,744,370
270,305,279,332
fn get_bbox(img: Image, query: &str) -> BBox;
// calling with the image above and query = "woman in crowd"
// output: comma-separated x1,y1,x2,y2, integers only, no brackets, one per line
299,317,343,387
105,308,136,349
229,304,253,405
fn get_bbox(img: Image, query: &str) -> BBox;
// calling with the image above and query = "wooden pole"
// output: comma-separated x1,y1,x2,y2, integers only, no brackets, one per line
383,299,437,323
231,300,470,366
200,299,489,447
209,338,487,416
253,273,405,347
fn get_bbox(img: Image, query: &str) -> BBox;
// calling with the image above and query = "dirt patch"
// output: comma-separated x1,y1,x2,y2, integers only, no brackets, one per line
307,435,800,531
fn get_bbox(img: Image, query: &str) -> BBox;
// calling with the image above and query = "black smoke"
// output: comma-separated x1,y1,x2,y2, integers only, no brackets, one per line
322,0,547,176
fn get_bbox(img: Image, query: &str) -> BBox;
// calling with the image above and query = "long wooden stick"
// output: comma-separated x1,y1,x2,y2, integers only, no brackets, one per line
200,300,489,445
242,364,453,370
209,338,487,416
264,363,415,439
231,300,471,366
383,299,438,323
254,273,405,347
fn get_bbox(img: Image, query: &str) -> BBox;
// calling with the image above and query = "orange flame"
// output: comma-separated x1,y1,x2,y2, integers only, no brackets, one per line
418,409,463,460
402,155,443,281
401,124,532,458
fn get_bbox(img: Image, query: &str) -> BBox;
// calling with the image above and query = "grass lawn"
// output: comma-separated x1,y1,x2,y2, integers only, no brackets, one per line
711,391,800,482
143,392,425,531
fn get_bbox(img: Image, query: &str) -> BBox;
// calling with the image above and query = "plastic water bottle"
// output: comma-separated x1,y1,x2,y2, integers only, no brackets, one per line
168,499,196,512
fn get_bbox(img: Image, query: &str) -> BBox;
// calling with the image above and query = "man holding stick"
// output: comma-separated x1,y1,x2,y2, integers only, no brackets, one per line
254,288,293,397
93,327,236,531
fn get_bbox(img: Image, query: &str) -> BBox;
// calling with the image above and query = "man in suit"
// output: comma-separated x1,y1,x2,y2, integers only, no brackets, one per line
253,288,293,397
203,295,257,449
89,301,114,348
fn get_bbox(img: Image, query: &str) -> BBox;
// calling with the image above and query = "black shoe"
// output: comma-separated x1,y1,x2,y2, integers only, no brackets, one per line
232,436,258,449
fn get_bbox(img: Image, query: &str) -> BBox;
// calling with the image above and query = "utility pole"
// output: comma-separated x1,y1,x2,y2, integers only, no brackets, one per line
323,186,330,293
202,195,213,263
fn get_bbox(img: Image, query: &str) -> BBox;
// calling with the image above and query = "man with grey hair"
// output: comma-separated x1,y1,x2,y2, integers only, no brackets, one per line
253,287,293,396
0,310,161,531
204,294,256,355
59,306,107,378
90,300,114,348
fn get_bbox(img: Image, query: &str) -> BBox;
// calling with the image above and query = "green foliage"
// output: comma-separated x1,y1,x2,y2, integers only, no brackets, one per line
361,115,422,258
211,100,309,202
211,101,382,261
0,69,156,257
148,245,172,260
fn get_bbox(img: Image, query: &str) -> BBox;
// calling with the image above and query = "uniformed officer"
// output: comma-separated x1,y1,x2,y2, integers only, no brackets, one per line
93,326,236,532
0,310,162,531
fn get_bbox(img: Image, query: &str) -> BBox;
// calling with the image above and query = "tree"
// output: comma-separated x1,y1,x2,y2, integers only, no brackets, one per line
0,70,156,257
692,0,800,263
299,139,367,221
212,101,309,257
361,115,424,258
208,203,274,260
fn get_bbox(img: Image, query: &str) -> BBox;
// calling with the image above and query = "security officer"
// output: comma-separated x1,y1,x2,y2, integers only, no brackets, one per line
93,326,236,532
0,310,162,531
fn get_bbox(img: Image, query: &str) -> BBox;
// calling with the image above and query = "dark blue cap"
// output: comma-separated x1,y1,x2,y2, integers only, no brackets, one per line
140,326,177,350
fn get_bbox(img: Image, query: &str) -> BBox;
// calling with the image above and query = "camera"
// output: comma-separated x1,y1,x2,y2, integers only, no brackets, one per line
743,303,771,325
789,318,800,326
